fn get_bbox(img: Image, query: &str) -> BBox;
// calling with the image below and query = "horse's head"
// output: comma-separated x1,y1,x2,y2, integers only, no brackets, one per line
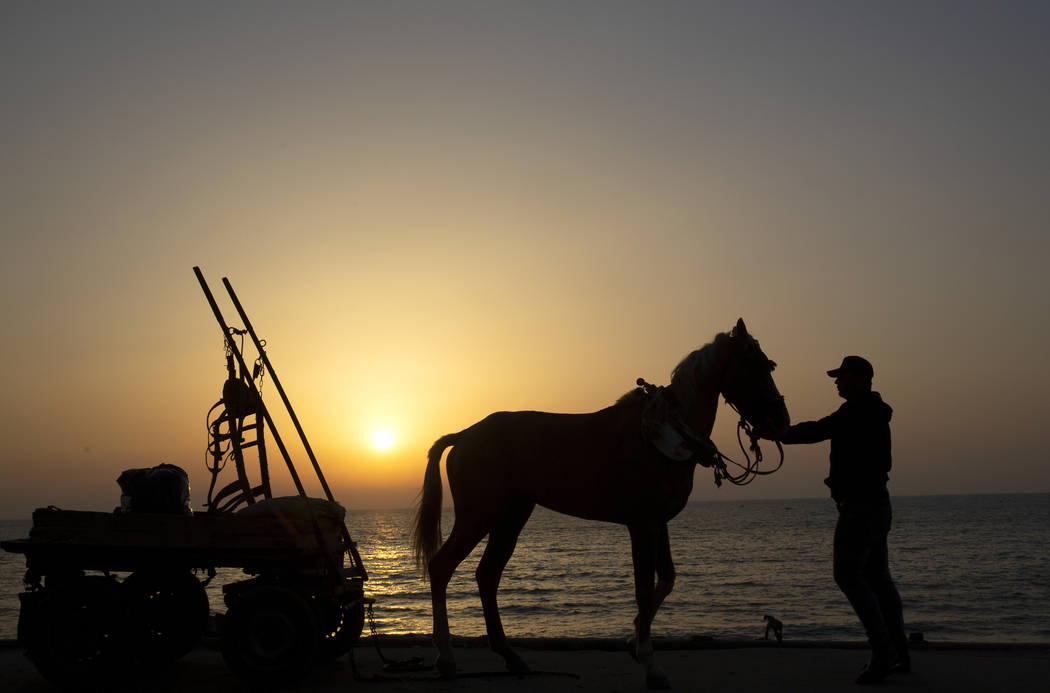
719,318,790,440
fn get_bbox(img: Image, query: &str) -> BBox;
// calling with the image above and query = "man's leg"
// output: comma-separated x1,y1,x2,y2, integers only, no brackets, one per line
864,503,908,671
834,504,890,684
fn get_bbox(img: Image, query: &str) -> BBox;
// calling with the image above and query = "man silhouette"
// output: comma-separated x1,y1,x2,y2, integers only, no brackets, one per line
781,356,908,684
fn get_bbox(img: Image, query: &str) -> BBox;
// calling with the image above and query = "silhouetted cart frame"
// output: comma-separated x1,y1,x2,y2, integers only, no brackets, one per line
1,268,369,689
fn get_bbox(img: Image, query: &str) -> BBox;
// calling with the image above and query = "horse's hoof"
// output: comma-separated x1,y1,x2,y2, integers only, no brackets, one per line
435,654,457,680
627,636,639,662
504,651,532,675
646,665,671,690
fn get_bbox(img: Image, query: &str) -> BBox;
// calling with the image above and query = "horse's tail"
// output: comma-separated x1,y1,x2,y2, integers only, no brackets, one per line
411,432,459,579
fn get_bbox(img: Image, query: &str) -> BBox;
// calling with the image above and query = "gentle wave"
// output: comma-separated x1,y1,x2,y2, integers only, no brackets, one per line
2,494,1049,642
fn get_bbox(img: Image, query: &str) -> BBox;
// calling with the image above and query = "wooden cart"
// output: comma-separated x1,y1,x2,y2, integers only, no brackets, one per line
2,268,370,688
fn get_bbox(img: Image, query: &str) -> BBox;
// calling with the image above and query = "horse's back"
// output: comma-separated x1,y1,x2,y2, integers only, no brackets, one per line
444,407,692,524
450,408,623,467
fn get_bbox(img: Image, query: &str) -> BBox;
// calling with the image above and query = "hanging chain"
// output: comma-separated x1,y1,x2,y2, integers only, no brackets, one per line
364,600,429,672
253,338,267,394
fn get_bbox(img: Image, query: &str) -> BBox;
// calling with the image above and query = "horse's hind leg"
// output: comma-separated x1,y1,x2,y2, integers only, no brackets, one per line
476,499,535,674
428,519,489,679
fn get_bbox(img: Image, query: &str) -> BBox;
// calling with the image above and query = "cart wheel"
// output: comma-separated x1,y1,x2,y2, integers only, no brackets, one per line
123,570,209,664
317,600,366,661
221,585,318,686
23,575,129,688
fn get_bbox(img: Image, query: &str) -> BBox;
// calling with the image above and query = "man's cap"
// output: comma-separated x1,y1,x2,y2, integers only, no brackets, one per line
827,355,874,379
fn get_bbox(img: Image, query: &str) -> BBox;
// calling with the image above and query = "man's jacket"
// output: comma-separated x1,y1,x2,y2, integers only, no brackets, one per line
782,391,893,503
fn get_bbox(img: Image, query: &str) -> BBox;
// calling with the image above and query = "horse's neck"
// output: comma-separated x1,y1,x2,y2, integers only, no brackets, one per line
682,385,719,439
673,343,724,439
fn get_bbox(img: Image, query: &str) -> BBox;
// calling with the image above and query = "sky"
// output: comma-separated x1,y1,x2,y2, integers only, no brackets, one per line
2,2,1049,519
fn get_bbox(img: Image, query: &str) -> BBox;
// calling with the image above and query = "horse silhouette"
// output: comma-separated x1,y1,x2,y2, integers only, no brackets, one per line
412,318,790,689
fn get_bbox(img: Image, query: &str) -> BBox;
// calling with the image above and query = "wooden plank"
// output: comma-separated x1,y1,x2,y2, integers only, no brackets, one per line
16,507,347,571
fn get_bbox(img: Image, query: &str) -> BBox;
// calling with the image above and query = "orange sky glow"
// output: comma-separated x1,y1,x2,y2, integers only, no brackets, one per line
2,3,1049,519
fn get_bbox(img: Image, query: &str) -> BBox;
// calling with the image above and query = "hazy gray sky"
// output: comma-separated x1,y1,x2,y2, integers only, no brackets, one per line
2,2,1048,517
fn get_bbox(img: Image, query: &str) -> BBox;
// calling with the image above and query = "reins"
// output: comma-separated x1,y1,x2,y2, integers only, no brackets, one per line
711,405,785,487
677,405,784,487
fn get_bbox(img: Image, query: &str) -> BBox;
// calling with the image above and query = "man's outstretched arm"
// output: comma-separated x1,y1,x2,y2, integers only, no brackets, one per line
780,413,835,445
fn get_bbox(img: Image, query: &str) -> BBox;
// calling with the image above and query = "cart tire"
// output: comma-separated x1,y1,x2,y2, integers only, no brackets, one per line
123,570,209,664
221,585,318,686
317,600,365,661
23,575,129,688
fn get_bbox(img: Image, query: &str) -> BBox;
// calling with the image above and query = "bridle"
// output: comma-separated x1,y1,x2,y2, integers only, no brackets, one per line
636,331,786,486
709,340,786,486
712,400,785,487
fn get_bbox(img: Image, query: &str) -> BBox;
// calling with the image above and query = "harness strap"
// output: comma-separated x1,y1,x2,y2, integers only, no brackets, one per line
635,378,784,487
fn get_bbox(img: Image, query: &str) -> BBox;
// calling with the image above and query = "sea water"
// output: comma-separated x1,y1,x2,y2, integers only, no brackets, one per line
2,494,1048,643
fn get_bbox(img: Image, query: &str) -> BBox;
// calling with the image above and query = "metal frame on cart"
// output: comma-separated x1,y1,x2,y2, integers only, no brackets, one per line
193,266,367,581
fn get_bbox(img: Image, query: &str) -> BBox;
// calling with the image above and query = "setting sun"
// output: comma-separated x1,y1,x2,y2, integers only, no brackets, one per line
371,429,395,451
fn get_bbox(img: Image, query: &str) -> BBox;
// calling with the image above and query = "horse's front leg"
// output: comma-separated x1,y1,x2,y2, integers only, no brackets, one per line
628,523,671,690
635,524,676,629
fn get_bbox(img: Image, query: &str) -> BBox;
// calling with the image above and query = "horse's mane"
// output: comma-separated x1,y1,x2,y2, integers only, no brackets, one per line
669,332,729,411
617,332,730,406
616,388,646,406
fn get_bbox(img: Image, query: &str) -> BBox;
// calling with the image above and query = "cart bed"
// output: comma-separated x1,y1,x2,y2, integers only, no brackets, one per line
1,503,354,575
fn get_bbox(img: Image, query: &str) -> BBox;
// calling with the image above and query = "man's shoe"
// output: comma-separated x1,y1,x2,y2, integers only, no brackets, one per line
889,651,911,674
855,657,891,685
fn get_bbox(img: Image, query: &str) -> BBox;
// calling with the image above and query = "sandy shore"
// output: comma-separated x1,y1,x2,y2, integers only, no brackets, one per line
3,638,1048,692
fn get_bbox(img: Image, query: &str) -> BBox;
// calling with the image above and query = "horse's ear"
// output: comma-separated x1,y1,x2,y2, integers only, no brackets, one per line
734,318,749,340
